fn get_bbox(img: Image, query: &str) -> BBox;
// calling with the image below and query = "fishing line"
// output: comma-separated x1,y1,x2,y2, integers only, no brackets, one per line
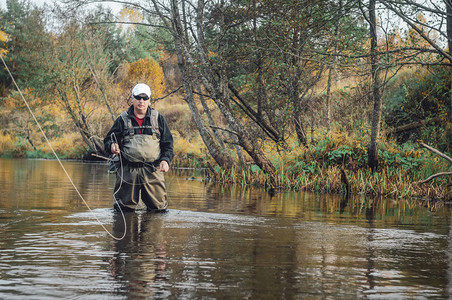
0,55,127,241
111,132,173,210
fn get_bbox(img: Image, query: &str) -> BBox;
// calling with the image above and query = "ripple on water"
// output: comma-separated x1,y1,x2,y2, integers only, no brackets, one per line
1,159,451,299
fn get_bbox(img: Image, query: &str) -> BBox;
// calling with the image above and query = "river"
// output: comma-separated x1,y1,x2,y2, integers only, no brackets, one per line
0,158,451,299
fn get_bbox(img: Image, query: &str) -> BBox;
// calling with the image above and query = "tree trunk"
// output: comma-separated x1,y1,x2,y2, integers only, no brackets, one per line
218,97,279,187
89,66,115,122
57,89,105,155
391,117,440,135
311,114,315,144
195,81,228,152
176,42,234,169
293,104,308,146
152,0,279,187
26,124,36,150
289,39,308,146
234,142,246,167
228,84,281,143
325,65,333,133
367,0,382,171
447,0,452,123
170,0,234,169
325,0,341,133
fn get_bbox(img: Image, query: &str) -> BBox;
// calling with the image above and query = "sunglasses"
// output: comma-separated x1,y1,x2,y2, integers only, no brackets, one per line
134,95,150,101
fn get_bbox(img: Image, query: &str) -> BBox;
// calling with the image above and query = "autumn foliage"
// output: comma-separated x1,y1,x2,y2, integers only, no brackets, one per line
126,57,166,99
0,0,450,200
0,28,7,56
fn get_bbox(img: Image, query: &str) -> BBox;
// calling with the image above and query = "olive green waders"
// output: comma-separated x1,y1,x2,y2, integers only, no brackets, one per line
114,164,168,211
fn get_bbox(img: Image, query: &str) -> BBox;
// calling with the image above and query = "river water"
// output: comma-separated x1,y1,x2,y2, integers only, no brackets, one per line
0,158,451,299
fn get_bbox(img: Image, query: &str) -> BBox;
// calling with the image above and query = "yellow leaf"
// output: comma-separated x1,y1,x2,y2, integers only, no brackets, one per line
0,28,8,56
126,57,166,98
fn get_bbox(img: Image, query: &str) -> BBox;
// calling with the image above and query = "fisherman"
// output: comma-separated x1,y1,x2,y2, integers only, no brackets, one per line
104,83,174,212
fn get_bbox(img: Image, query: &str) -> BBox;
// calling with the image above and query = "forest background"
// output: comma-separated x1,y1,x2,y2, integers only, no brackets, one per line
0,0,450,200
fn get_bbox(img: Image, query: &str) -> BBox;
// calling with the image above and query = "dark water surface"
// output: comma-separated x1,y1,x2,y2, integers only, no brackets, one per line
0,159,451,299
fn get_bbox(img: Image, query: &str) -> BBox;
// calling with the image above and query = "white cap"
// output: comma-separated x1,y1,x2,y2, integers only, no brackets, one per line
132,83,151,97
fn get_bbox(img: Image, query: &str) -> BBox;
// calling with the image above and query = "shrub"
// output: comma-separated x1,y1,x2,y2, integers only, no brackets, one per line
0,132,14,153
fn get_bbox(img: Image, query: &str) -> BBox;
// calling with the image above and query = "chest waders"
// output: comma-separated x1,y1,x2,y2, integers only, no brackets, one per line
113,109,168,212
121,110,161,164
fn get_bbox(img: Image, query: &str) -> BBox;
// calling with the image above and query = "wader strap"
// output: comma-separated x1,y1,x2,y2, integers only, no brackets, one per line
127,115,134,137
150,109,160,137
120,108,160,138
119,111,134,139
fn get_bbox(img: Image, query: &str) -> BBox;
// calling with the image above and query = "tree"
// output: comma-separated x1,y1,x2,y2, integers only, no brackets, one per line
363,0,383,171
154,0,237,171
66,0,371,187
0,0,57,149
117,6,168,62
225,0,367,145
126,57,166,98
0,0,51,94
0,27,7,96
325,0,343,133
37,9,126,155
379,0,451,122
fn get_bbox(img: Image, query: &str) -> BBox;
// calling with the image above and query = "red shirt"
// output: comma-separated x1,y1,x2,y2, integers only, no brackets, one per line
134,115,144,133
134,115,144,126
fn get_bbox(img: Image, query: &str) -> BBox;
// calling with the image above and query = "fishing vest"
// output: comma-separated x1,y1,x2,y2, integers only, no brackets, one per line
120,109,161,163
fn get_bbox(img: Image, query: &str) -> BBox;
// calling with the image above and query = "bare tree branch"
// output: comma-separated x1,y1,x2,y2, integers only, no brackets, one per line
421,143,452,164
383,0,448,16
381,0,452,62
210,125,239,136
417,172,452,184
88,20,168,29
153,86,183,101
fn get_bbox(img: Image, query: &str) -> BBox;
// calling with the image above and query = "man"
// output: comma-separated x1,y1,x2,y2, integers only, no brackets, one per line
104,83,174,212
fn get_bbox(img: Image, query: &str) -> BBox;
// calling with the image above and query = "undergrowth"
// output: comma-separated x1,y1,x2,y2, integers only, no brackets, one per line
172,126,452,201
0,124,450,201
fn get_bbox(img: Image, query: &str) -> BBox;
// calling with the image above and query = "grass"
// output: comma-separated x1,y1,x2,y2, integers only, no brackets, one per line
192,161,450,201
171,127,451,201
1,122,450,201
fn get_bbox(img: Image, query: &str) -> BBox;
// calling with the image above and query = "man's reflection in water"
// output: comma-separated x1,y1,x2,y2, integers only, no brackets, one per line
108,211,169,298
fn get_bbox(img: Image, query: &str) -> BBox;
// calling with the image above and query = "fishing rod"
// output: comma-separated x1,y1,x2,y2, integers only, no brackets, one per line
0,54,127,241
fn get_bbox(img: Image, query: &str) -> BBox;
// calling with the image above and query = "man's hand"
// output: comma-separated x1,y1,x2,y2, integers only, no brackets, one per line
159,160,169,172
111,143,120,154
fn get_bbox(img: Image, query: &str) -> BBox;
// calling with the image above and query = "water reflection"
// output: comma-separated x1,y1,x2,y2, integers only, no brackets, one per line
109,212,169,298
365,198,377,292
1,159,452,299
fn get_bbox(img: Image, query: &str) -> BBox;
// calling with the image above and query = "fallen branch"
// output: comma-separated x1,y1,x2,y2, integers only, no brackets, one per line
418,172,452,184
418,143,452,184
391,117,440,135
420,143,452,164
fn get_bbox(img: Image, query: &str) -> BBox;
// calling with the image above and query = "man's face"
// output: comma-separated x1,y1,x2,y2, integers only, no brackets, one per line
133,93,150,112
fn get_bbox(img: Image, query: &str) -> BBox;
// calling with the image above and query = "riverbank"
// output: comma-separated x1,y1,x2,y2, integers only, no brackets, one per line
170,130,451,202
1,128,450,201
